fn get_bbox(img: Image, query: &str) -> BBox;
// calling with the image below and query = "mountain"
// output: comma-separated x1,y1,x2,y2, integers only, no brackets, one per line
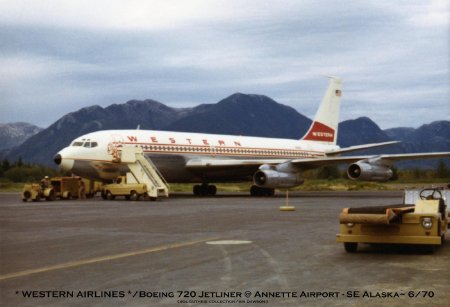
335,118,450,168
4,95,449,169
337,117,391,148
5,100,188,165
166,93,312,138
383,121,450,168
385,121,450,152
0,122,43,151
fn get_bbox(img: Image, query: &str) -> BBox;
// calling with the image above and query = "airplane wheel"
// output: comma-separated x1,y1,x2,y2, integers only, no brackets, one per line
193,185,201,196
193,184,216,196
266,188,275,196
250,185,258,196
200,184,209,196
250,186,274,197
207,185,217,196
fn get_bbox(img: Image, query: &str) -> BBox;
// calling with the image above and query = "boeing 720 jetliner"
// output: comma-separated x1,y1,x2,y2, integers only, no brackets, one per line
54,77,450,196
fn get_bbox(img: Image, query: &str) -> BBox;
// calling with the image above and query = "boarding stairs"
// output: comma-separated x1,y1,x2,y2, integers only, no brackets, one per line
120,146,169,199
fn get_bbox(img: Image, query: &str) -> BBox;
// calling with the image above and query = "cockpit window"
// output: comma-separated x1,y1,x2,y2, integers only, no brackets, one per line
72,138,97,148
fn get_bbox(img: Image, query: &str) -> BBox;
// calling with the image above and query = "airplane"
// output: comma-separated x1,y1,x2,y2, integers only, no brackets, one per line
53,77,450,196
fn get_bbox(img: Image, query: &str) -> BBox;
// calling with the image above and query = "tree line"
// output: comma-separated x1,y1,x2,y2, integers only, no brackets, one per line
0,158,68,183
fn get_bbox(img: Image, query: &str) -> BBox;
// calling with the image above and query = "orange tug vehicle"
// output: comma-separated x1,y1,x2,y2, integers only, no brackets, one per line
336,187,449,253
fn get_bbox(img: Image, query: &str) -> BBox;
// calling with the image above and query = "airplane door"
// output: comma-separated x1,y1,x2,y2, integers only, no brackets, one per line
108,134,125,161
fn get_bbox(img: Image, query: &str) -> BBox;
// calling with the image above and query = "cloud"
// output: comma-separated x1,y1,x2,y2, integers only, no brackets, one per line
0,0,448,129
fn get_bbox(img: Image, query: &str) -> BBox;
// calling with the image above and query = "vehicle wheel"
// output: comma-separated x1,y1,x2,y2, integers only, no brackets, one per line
150,197,157,201
23,191,31,200
65,192,72,200
130,191,140,201
101,191,107,200
424,245,436,254
441,234,446,244
344,242,358,253
32,196,40,202
106,191,115,200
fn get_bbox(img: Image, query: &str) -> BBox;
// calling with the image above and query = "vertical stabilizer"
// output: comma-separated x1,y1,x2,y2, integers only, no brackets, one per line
301,77,342,145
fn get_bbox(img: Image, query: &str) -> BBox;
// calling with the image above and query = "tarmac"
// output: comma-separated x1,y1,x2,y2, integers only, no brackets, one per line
1,191,449,306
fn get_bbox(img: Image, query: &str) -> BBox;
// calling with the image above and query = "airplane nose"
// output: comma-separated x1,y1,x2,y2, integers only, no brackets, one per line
54,150,74,171
53,154,62,165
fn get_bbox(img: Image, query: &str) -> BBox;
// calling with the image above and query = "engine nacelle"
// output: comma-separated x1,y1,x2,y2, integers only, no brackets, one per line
347,161,393,182
253,169,304,189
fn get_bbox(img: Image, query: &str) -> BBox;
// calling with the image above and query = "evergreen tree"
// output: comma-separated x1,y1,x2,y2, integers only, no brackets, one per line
16,157,24,167
436,160,449,178
2,159,10,172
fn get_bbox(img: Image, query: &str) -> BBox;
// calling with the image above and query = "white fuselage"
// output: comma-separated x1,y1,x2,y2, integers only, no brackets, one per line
56,129,339,183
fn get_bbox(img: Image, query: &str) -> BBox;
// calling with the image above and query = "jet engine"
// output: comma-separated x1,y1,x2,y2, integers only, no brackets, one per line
347,161,393,182
253,164,304,189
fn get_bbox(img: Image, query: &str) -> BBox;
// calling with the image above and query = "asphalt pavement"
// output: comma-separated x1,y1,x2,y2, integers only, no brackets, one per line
1,191,449,306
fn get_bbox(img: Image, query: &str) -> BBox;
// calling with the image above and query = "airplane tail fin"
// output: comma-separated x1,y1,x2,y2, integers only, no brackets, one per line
301,77,342,145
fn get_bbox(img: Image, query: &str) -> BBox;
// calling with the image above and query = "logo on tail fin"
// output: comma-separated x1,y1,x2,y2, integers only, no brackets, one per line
302,121,335,142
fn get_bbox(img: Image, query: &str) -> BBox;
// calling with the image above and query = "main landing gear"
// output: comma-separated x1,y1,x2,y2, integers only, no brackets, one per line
250,185,275,196
193,184,217,196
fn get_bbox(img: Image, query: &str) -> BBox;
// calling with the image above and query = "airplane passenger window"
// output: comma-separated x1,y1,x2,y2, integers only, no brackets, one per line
91,142,98,148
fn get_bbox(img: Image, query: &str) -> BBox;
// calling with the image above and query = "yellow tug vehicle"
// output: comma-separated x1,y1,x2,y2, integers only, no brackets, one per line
337,187,449,253
22,183,55,202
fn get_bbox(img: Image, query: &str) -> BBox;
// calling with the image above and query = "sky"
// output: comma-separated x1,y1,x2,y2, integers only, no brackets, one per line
0,0,449,129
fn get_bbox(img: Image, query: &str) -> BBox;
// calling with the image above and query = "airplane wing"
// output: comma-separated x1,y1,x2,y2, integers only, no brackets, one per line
185,152,450,170
290,152,450,168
